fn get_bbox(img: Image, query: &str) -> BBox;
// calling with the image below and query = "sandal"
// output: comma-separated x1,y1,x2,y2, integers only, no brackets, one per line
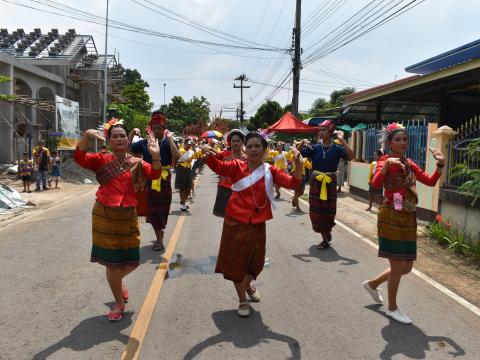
238,301,250,318
108,304,125,321
122,285,129,302
152,242,165,252
246,286,260,302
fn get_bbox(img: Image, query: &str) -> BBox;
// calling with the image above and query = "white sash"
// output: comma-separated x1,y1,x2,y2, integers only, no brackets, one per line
231,163,276,210
178,149,194,163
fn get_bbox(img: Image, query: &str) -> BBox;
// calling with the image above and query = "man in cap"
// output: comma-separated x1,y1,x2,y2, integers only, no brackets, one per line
32,139,50,191
130,111,182,251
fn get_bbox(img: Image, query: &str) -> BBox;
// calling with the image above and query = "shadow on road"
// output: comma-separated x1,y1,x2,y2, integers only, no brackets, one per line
183,309,301,360
32,313,136,360
292,245,358,266
139,243,167,266
365,304,465,359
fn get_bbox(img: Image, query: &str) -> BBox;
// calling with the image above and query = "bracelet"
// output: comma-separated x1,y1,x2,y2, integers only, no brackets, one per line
436,162,445,168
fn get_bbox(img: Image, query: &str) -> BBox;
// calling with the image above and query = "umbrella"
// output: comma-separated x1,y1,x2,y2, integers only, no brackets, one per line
200,130,223,139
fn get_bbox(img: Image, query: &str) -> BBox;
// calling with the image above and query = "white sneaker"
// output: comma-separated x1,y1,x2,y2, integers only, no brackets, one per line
362,281,384,304
238,302,250,318
386,309,412,324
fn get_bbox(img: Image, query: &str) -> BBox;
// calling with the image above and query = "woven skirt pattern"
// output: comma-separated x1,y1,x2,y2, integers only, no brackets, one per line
212,186,233,217
377,205,417,261
146,177,172,230
215,215,266,282
91,202,141,268
175,166,193,191
308,174,337,234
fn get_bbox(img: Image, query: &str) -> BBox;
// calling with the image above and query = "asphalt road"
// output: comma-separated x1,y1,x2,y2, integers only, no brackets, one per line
1,169,480,360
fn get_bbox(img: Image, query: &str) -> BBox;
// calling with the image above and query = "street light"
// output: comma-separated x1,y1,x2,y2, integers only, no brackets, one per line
163,83,166,108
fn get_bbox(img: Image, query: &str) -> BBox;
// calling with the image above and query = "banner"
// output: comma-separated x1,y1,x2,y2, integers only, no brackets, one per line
56,95,80,150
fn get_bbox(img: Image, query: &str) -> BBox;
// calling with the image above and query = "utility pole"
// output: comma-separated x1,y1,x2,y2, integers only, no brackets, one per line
292,0,301,117
103,0,110,123
233,74,250,124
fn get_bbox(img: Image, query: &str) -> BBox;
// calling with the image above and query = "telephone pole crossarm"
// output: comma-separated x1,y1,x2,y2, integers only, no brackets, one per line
233,74,251,123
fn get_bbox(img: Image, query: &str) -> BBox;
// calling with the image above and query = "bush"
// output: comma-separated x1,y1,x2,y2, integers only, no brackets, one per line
444,230,470,255
425,215,451,245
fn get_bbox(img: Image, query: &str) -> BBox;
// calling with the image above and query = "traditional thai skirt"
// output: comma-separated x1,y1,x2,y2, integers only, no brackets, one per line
215,215,266,282
174,166,193,191
377,205,417,261
308,173,337,234
146,174,172,230
91,202,140,268
212,186,233,217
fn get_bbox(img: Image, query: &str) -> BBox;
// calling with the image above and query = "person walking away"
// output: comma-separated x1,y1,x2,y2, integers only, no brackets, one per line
32,140,50,191
362,123,444,324
75,119,162,321
19,152,33,193
49,151,62,189
212,129,246,217
129,111,181,251
203,132,303,317
298,120,355,249
366,149,384,211
175,139,201,212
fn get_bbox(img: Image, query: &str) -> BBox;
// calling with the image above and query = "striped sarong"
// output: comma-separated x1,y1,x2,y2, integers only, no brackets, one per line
146,175,172,230
377,205,417,261
308,173,337,234
215,215,266,282
91,202,140,268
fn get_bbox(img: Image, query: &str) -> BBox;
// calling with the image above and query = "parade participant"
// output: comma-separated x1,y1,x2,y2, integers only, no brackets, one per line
203,131,303,318
75,119,162,321
287,143,312,212
175,139,201,212
212,129,246,217
366,149,384,211
363,123,444,324
130,111,181,251
269,142,288,199
298,120,355,249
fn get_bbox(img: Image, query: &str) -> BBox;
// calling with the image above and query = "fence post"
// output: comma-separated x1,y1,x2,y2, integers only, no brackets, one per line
431,125,455,186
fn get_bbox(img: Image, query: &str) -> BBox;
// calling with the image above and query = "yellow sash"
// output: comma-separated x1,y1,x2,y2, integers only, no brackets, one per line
313,171,332,200
151,165,171,192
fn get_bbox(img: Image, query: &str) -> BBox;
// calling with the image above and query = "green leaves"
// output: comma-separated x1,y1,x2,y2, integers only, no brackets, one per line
450,138,480,205
249,100,283,130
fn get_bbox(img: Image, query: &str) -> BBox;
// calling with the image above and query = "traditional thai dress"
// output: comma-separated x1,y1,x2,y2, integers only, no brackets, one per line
372,155,441,260
205,156,301,282
131,138,174,231
74,148,162,268
301,142,348,235
175,148,201,191
286,150,312,194
212,150,246,217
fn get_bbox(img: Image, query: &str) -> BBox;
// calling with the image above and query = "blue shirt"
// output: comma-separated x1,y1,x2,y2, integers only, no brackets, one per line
131,138,174,166
301,143,347,173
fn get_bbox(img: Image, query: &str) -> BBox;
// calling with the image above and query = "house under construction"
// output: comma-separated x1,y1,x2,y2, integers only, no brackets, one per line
0,28,122,164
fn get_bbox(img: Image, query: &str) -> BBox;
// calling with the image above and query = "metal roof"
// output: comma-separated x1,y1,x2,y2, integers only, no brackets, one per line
405,38,480,75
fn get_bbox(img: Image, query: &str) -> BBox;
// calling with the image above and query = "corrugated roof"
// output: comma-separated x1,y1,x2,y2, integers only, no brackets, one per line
345,75,420,102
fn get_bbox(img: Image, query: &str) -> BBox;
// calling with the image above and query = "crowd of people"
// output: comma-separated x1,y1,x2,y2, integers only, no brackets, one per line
73,111,445,325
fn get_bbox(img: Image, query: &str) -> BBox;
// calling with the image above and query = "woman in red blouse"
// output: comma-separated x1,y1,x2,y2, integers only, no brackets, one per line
212,129,246,217
75,123,161,321
362,123,445,325
203,132,303,318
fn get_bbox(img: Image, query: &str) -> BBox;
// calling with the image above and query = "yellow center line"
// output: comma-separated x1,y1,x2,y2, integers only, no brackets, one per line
121,213,187,360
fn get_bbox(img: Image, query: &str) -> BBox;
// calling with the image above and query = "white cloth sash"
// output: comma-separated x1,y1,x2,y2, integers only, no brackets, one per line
231,163,276,210
178,149,194,163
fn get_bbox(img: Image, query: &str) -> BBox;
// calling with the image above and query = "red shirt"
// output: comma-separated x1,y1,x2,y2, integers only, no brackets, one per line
216,150,246,189
371,155,440,205
74,148,162,207
205,155,301,224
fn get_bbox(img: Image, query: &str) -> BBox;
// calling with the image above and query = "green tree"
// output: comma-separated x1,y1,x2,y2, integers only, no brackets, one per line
121,82,153,114
112,104,149,135
248,100,283,130
161,95,211,134
0,75,14,101
329,87,355,107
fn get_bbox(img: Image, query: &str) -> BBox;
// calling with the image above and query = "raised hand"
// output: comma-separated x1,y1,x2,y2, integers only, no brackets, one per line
86,129,105,142
429,147,445,165
336,130,345,141
147,132,160,158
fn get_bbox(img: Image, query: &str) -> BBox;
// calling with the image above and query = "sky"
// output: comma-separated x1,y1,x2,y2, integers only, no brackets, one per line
2,0,480,119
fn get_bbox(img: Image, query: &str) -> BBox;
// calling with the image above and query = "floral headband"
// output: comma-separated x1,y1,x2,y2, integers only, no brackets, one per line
378,122,405,144
100,118,124,138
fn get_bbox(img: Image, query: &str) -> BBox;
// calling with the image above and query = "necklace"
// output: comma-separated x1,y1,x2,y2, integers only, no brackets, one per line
115,154,129,171
321,142,333,159
248,165,268,213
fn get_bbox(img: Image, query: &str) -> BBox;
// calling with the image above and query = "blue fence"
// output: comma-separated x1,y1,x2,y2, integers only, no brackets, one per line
363,119,428,167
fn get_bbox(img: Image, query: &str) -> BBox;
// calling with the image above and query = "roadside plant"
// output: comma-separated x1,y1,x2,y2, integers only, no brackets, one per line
450,138,480,205
426,214,451,245
444,230,470,255
466,236,480,267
